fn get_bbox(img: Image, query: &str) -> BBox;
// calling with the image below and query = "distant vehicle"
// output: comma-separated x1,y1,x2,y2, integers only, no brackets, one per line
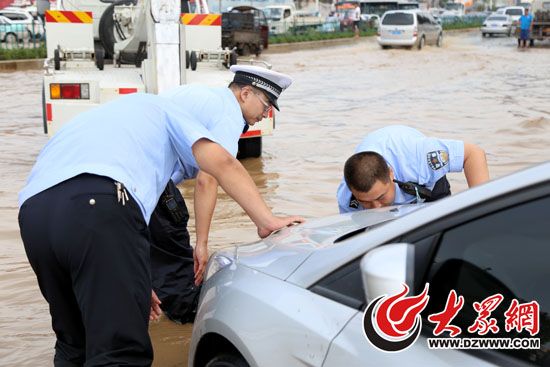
336,0,419,25
0,15,29,42
377,10,443,49
262,4,323,35
444,2,465,16
222,6,268,56
0,7,43,39
189,161,550,367
481,14,512,36
495,6,525,22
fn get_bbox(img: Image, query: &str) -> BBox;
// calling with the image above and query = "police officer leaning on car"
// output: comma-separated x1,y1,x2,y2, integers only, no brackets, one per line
148,65,295,323
337,125,489,212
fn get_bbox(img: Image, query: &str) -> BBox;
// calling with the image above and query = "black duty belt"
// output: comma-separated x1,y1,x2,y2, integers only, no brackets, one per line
159,180,186,223
393,179,433,201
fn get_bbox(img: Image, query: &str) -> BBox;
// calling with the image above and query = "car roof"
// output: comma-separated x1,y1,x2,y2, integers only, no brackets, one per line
384,9,420,14
288,161,550,287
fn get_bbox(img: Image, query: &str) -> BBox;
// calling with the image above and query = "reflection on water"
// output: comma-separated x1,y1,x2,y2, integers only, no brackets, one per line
1,31,549,366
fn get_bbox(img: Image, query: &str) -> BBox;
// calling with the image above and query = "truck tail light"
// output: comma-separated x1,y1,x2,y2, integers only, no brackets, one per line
50,83,90,100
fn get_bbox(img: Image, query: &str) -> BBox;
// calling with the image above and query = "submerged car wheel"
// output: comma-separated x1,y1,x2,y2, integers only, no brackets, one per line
418,36,425,50
206,354,249,367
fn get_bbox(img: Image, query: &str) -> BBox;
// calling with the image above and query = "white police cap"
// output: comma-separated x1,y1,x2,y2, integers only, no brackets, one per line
230,65,292,111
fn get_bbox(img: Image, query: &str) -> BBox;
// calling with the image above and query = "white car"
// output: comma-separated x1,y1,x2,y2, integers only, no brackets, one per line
189,162,550,367
481,14,513,37
0,8,43,39
495,6,525,22
0,15,30,43
377,10,443,50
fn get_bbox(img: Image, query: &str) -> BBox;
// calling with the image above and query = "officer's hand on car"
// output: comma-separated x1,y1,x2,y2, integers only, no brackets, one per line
194,244,209,286
257,215,305,239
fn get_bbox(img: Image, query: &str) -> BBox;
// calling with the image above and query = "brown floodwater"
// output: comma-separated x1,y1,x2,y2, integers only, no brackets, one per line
1,30,549,366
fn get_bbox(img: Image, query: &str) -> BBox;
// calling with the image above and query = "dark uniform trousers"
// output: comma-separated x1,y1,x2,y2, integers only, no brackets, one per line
149,180,200,324
18,174,154,366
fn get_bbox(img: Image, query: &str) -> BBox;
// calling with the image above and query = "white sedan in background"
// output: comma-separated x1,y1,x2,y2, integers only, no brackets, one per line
481,15,513,37
189,162,550,367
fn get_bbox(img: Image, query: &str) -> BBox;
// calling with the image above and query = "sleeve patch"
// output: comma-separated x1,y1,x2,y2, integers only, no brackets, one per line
427,150,449,170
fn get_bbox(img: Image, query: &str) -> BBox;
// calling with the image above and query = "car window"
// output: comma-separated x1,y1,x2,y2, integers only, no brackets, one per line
424,195,550,365
506,8,524,15
417,14,426,24
382,12,414,25
309,258,365,310
1,12,27,21
283,9,291,18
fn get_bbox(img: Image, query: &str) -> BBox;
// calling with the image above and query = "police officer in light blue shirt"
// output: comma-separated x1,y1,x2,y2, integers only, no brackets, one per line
147,83,245,323
18,65,304,366
337,125,489,213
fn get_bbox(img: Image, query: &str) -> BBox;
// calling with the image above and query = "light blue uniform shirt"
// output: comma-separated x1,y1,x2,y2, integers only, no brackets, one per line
160,85,245,184
19,85,244,223
337,125,464,213
520,14,533,30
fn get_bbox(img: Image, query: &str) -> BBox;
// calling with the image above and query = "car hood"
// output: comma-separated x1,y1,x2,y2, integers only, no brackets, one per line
233,204,424,280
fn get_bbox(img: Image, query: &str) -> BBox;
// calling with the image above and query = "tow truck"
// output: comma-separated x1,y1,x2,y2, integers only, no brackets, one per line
41,0,274,158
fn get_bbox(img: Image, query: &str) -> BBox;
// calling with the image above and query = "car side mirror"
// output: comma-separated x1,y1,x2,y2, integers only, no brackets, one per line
360,243,414,304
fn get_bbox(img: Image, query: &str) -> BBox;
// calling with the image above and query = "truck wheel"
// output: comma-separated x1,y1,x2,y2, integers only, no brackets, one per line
185,50,190,69
54,48,61,70
237,137,262,159
99,0,137,59
205,354,249,367
190,51,197,71
436,33,443,47
96,47,105,70
529,39,534,47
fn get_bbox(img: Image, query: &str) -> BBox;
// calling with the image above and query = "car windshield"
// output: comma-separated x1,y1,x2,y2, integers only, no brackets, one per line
382,12,414,25
488,16,507,21
506,9,523,15
263,8,282,19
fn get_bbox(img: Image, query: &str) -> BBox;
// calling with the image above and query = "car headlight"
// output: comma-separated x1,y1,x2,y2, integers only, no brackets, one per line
204,253,234,282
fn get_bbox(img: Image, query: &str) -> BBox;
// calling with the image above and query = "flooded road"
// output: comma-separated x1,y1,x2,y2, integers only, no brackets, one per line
1,30,549,366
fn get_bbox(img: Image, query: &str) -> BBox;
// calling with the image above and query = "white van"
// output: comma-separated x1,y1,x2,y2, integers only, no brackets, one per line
495,6,525,22
377,10,443,49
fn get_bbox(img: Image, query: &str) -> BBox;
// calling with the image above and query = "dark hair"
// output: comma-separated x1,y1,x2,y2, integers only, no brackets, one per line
228,81,248,90
344,151,391,192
